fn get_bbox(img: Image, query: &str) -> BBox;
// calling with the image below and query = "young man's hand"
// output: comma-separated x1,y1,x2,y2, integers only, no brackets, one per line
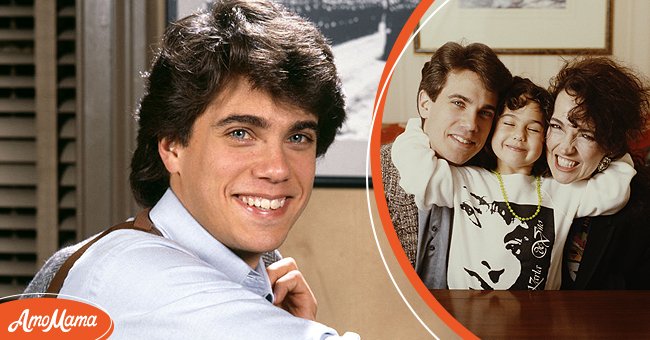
266,257,317,321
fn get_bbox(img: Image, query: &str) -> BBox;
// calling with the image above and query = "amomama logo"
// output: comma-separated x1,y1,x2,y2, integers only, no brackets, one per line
0,297,113,339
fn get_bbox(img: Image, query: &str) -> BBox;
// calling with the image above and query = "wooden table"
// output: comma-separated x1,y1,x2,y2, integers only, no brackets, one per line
431,290,650,338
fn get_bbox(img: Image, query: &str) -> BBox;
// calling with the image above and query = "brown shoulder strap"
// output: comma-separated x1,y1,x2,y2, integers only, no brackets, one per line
46,209,162,295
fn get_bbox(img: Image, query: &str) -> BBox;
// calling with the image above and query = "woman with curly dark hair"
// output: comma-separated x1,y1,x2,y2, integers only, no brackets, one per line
548,57,650,289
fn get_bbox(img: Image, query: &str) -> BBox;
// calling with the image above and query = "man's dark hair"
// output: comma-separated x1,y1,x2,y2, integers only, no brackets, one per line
483,76,554,176
420,41,512,167
130,0,346,207
418,41,512,106
549,57,649,159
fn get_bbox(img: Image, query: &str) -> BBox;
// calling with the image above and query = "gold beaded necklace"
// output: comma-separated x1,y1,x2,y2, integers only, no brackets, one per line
492,170,542,222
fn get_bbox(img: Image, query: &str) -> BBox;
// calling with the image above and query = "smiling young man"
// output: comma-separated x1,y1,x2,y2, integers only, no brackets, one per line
24,1,358,338
380,41,512,288
159,78,318,269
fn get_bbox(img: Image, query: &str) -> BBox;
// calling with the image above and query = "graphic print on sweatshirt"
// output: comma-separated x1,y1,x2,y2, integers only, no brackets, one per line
449,189,555,290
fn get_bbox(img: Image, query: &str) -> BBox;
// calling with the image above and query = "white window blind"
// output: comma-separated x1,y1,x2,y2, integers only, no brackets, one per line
0,0,78,297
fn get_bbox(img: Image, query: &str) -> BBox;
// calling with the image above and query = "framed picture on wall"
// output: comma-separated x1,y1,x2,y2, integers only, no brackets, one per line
414,0,612,55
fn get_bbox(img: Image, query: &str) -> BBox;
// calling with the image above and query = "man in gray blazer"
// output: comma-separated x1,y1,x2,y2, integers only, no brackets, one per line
380,41,511,288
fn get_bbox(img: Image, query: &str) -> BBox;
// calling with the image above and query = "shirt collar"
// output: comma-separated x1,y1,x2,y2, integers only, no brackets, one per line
149,188,273,301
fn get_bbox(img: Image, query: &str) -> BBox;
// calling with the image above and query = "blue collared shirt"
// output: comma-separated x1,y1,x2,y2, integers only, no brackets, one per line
61,189,358,339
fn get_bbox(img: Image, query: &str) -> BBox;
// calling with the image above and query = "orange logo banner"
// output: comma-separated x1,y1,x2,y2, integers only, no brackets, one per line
0,297,113,339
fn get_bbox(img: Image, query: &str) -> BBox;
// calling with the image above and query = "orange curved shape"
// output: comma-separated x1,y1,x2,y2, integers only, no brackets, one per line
0,297,114,339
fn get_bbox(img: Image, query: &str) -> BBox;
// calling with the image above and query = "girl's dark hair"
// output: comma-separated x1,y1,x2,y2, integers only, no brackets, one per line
130,0,346,207
483,76,554,176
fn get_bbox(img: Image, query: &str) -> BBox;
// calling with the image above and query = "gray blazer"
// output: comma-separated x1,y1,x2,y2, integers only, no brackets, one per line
380,143,419,266
380,143,451,289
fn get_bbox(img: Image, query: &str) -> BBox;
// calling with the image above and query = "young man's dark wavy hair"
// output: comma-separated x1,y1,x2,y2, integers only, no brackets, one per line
549,57,649,160
130,0,346,208
483,76,554,176
418,41,513,108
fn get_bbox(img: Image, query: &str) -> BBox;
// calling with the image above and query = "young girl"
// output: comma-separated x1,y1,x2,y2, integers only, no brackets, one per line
391,77,635,290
